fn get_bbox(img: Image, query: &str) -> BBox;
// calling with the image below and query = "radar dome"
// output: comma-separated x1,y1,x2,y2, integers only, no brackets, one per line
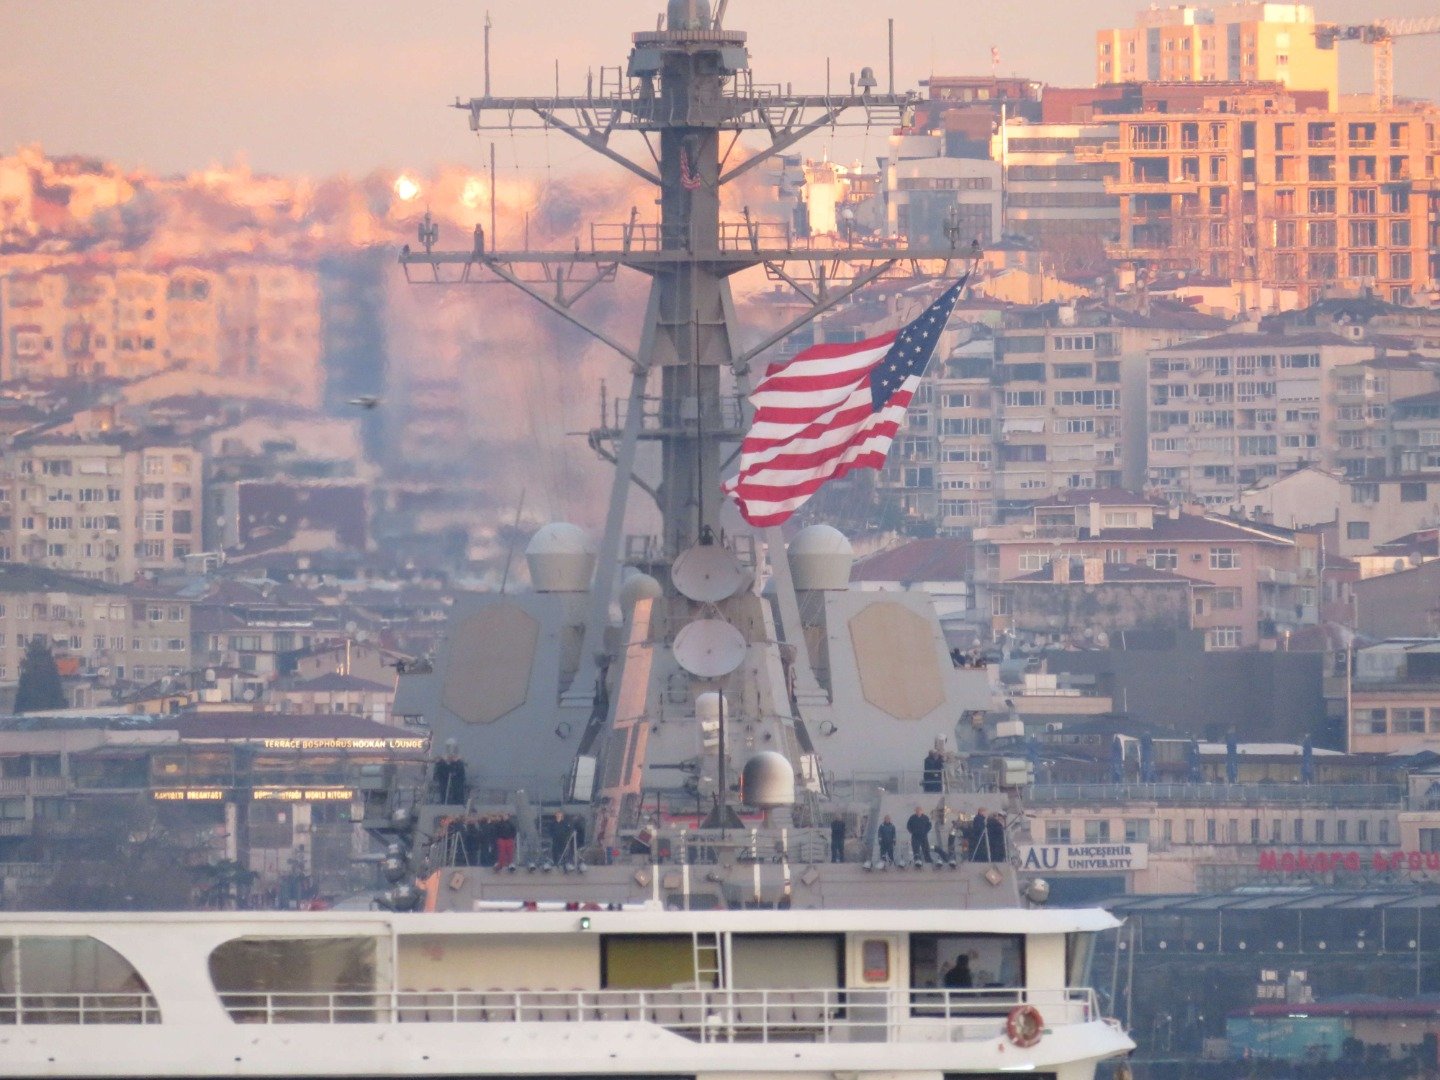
788,524,854,591
695,690,729,726
667,0,711,31
525,523,596,592
619,571,663,618
740,751,795,808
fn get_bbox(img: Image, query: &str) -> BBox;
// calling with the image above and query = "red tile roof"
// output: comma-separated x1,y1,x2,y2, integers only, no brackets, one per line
850,538,973,583
1154,330,1372,353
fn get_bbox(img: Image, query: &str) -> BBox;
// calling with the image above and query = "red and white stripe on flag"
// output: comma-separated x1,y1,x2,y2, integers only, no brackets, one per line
721,331,919,528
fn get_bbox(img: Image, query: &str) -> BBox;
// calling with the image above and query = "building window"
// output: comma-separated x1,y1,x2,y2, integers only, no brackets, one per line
1419,829,1440,854
1206,819,1217,843
1147,548,1179,570
1045,821,1071,843
1380,819,1390,844
1358,819,1368,843
1210,547,1239,569
1294,818,1304,843
1124,819,1149,843
1315,820,1326,844
1271,819,1282,842
1207,626,1242,649
1084,819,1111,842
1401,482,1428,503
1346,521,1371,540
1336,819,1347,844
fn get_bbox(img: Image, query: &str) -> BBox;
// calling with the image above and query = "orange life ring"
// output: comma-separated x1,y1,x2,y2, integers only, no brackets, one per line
1006,1003,1044,1048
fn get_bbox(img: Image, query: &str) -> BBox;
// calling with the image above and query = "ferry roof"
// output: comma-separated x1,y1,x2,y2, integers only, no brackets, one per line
0,906,1121,935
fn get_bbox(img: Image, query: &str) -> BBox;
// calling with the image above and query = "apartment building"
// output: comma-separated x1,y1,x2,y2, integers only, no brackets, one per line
1339,476,1440,558
1145,330,1439,505
875,297,1226,534
1095,3,1338,104
886,156,1002,247
0,271,121,380
0,264,324,405
219,265,324,408
992,303,1228,509
0,563,192,691
0,437,203,583
1349,640,1440,754
1091,101,1439,303
977,491,1320,648
994,120,1120,269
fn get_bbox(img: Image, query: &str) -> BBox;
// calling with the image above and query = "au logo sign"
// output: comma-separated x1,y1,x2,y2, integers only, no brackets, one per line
1018,844,1149,873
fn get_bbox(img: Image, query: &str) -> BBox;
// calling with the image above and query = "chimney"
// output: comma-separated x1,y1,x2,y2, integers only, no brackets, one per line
1052,556,1070,583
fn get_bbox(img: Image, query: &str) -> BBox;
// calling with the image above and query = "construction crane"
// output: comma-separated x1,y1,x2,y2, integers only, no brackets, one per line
1315,18,1440,109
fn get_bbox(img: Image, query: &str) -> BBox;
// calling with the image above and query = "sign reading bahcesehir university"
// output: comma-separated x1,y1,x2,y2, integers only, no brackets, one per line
1018,843,1149,873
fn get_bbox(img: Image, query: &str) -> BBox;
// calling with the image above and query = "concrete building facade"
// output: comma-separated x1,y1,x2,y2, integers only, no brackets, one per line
0,437,203,583
1145,331,1439,506
979,493,1320,648
1090,102,1439,304
1095,3,1338,104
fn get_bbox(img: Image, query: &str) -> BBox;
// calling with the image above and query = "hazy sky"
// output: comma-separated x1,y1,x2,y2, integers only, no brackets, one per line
3,0,1439,177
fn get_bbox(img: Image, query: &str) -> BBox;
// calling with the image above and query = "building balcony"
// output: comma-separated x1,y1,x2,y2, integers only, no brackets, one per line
1107,178,1199,195
1104,241,1187,262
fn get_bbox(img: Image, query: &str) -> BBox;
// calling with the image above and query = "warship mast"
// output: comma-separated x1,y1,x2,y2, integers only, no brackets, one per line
396,3,994,872
402,0,970,702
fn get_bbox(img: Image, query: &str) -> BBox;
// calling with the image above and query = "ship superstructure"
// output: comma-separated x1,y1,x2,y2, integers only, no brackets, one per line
389,1,1018,912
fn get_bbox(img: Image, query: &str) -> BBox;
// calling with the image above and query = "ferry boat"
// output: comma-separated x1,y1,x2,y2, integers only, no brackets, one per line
0,906,1132,1080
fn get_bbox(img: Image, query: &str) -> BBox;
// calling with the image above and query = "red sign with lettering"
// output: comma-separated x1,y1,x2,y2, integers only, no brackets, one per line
1258,850,1440,874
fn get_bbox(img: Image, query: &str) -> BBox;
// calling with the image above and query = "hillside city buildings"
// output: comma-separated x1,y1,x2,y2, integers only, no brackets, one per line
4,5,1440,1003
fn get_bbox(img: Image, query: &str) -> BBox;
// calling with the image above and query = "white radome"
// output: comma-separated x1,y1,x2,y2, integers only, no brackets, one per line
525,522,596,592
788,523,854,591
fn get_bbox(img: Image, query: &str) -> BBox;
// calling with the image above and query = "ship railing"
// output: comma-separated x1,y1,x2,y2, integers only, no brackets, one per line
0,991,161,1025
214,986,1101,1042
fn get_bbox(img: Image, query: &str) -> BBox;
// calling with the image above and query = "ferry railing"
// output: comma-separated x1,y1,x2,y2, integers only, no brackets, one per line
0,992,161,1025
214,986,1101,1042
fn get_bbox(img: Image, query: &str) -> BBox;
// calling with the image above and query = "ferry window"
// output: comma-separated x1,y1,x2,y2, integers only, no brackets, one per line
1065,933,1096,988
1,935,157,1024
603,935,713,989
209,937,377,1023
732,935,841,990
910,934,1022,992
860,939,890,982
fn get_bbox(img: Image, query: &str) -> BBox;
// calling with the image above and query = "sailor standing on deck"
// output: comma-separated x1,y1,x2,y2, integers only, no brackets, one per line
906,807,934,865
877,815,897,865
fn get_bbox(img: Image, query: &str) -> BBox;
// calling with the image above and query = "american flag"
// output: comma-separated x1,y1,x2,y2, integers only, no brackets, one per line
723,272,971,528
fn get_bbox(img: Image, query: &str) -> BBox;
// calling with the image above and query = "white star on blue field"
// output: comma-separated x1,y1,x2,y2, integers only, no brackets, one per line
868,275,969,410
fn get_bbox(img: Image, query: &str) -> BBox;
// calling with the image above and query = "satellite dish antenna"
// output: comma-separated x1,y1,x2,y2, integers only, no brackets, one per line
672,618,747,678
671,543,748,602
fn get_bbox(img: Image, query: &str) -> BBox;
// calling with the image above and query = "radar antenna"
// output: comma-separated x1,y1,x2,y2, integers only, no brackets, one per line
400,5,975,706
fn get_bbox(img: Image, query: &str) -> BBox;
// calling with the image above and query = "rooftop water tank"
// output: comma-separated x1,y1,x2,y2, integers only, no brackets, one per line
788,524,853,591
525,523,596,593
740,751,795,809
